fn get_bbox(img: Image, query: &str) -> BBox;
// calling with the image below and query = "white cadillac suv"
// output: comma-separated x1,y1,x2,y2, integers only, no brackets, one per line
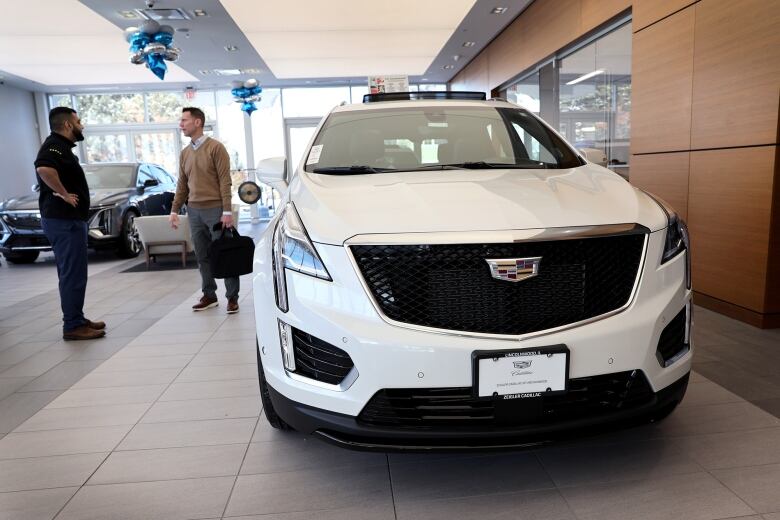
252,91,691,450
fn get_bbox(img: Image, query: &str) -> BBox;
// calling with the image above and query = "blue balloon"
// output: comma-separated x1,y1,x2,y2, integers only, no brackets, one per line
250,86,262,95
241,101,257,115
153,32,173,46
146,54,168,80
129,32,150,52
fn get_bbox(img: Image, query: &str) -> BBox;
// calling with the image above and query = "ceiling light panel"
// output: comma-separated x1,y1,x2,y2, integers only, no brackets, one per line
221,0,476,79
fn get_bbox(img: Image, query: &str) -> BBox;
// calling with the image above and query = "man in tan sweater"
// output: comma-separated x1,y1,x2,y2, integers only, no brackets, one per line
169,107,240,313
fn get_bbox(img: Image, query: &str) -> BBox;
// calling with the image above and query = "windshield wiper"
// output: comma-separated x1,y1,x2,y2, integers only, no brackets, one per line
312,165,396,175
441,161,550,169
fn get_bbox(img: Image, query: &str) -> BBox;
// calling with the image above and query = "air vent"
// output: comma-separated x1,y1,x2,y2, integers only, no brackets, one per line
136,8,192,21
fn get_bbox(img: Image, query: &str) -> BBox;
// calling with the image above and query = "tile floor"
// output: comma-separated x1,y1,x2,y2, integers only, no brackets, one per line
0,229,779,520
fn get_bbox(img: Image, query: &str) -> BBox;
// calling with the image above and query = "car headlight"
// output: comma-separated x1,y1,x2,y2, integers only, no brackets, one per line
0,214,10,233
272,202,331,312
651,196,691,290
88,206,115,235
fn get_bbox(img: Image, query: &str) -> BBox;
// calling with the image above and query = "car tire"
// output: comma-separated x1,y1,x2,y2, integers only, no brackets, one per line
3,251,40,264
116,210,141,258
256,339,292,431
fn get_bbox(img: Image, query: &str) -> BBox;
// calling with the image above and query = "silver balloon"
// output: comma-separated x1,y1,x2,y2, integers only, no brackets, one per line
140,19,161,35
129,50,145,64
124,26,139,42
231,80,244,88
143,42,167,56
247,94,261,102
157,24,174,35
243,78,258,89
234,98,245,104
164,47,180,62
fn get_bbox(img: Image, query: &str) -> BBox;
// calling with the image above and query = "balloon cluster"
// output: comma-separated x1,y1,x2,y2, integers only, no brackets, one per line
124,21,181,80
231,79,262,116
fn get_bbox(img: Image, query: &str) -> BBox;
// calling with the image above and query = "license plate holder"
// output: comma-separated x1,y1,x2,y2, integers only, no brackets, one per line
472,345,569,400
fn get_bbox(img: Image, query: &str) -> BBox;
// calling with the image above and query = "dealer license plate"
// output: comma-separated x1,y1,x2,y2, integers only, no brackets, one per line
473,345,569,399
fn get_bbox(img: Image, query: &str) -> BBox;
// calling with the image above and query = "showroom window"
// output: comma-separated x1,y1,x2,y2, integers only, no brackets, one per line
501,19,631,178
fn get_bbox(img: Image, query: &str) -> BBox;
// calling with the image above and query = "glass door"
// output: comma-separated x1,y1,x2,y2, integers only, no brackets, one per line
284,117,322,175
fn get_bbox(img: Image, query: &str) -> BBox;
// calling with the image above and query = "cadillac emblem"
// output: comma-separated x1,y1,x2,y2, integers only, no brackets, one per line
485,257,542,282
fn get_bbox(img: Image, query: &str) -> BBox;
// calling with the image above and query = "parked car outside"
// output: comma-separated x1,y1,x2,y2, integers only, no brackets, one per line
252,92,692,450
0,162,177,263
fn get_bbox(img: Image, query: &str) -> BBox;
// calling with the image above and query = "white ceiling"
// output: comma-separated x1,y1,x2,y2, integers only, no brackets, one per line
218,0,475,78
0,0,197,86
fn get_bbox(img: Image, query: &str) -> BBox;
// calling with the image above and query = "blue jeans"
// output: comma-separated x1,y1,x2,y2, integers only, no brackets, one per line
187,207,240,300
41,218,88,332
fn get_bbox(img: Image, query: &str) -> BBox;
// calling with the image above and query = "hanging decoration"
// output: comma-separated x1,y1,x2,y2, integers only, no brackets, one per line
124,21,180,80
231,79,262,116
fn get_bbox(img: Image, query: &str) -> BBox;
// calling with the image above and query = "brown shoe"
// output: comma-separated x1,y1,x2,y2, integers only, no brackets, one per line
192,295,218,311
63,325,106,341
227,297,239,314
85,319,106,330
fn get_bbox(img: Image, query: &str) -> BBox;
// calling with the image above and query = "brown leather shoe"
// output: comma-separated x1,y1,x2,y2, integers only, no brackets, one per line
192,295,218,311
227,297,239,314
63,325,106,341
85,319,106,330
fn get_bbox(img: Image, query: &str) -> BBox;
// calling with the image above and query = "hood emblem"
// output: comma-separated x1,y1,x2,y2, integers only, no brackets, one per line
485,257,541,282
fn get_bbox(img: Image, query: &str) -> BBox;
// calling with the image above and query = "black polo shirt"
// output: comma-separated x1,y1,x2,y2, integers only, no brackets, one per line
34,133,90,221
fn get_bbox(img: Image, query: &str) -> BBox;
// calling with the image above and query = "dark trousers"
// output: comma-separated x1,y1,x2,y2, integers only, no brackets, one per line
41,218,88,332
187,206,240,300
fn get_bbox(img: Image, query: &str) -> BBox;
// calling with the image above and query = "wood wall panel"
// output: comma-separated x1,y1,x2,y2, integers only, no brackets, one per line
629,152,690,221
633,0,696,31
581,0,631,33
630,6,694,154
765,145,780,313
449,51,489,94
688,147,776,312
690,0,780,150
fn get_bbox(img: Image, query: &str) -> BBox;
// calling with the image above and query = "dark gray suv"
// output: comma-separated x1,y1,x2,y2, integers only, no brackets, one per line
0,163,177,263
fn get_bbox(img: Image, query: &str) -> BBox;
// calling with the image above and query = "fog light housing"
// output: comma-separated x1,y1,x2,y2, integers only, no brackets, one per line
278,319,295,371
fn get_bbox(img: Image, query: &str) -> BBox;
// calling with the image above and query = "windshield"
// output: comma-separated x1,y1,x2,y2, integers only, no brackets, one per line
83,165,136,189
304,105,584,174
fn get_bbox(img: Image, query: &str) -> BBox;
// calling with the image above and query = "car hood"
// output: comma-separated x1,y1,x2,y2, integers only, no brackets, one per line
0,189,133,212
290,163,667,245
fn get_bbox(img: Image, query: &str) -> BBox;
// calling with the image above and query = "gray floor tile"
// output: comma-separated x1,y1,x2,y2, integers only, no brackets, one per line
199,340,256,353
126,332,211,347
18,360,104,392
677,428,780,470
0,391,61,434
223,504,396,520
241,437,386,475
713,463,780,514
176,364,257,382
225,465,392,517
107,318,164,338
649,401,780,437
396,488,577,520
72,368,181,388
559,471,755,520
159,379,259,401
45,384,167,408
94,354,194,372
190,351,257,366
680,380,745,408
0,342,53,366
694,362,780,402
763,513,780,520
0,377,34,401
15,403,150,432
60,339,131,362
0,452,107,492
537,438,704,487
56,476,234,520
751,398,780,419
118,417,257,450
390,452,553,502
141,395,260,423
0,425,129,459
89,444,246,485
251,416,293,443
0,350,71,378
111,342,204,358
0,487,78,520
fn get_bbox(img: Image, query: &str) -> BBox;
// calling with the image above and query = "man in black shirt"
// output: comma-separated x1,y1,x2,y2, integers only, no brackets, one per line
34,107,105,340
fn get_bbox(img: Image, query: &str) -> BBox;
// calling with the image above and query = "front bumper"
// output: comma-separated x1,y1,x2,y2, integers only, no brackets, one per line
253,227,693,445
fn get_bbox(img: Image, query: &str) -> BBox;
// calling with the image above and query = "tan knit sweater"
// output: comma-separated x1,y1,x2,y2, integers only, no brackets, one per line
172,137,232,212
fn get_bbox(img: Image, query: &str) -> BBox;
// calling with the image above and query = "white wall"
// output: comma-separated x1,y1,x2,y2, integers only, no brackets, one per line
0,83,41,199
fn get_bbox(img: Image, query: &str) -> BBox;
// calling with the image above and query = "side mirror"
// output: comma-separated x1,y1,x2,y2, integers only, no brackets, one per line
143,179,159,188
255,156,288,191
32,184,39,193
577,147,608,167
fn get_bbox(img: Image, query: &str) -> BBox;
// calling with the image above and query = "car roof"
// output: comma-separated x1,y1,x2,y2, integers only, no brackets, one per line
330,98,518,114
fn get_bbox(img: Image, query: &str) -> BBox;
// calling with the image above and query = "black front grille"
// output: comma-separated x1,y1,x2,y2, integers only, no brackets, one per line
291,327,355,385
358,370,654,429
2,214,41,230
657,308,688,366
351,233,645,335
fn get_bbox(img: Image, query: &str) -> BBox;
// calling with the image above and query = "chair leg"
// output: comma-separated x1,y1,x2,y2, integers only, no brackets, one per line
145,248,150,269
181,245,186,267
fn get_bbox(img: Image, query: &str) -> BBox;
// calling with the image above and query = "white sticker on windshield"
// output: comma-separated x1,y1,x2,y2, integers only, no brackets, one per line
306,145,323,165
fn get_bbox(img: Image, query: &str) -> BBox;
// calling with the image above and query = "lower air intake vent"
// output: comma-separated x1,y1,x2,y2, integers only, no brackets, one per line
657,308,689,367
291,327,354,385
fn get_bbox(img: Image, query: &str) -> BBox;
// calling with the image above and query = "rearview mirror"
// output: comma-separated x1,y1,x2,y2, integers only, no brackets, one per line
255,156,288,191
32,184,39,193
577,147,608,167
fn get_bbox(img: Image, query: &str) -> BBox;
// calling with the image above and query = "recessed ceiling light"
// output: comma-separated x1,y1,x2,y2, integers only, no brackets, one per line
421,78,428,81
443,64,454,70
119,10,138,19
213,69,242,76
453,55,461,61
192,9,208,17
240,68,262,74
198,70,212,75
462,41,476,47
224,45,239,52
491,7,508,14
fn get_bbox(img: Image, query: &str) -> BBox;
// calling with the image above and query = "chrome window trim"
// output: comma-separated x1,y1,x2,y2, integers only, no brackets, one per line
345,224,650,342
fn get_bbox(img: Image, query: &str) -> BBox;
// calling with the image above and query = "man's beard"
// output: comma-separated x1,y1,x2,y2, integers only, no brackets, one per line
72,128,85,142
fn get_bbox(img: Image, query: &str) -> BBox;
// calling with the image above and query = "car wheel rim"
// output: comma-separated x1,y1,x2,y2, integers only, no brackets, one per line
126,214,140,254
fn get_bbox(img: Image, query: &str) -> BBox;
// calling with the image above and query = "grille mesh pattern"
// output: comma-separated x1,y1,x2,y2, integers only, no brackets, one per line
291,327,354,385
351,234,645,335
358,370,653,429
657,308,688,365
